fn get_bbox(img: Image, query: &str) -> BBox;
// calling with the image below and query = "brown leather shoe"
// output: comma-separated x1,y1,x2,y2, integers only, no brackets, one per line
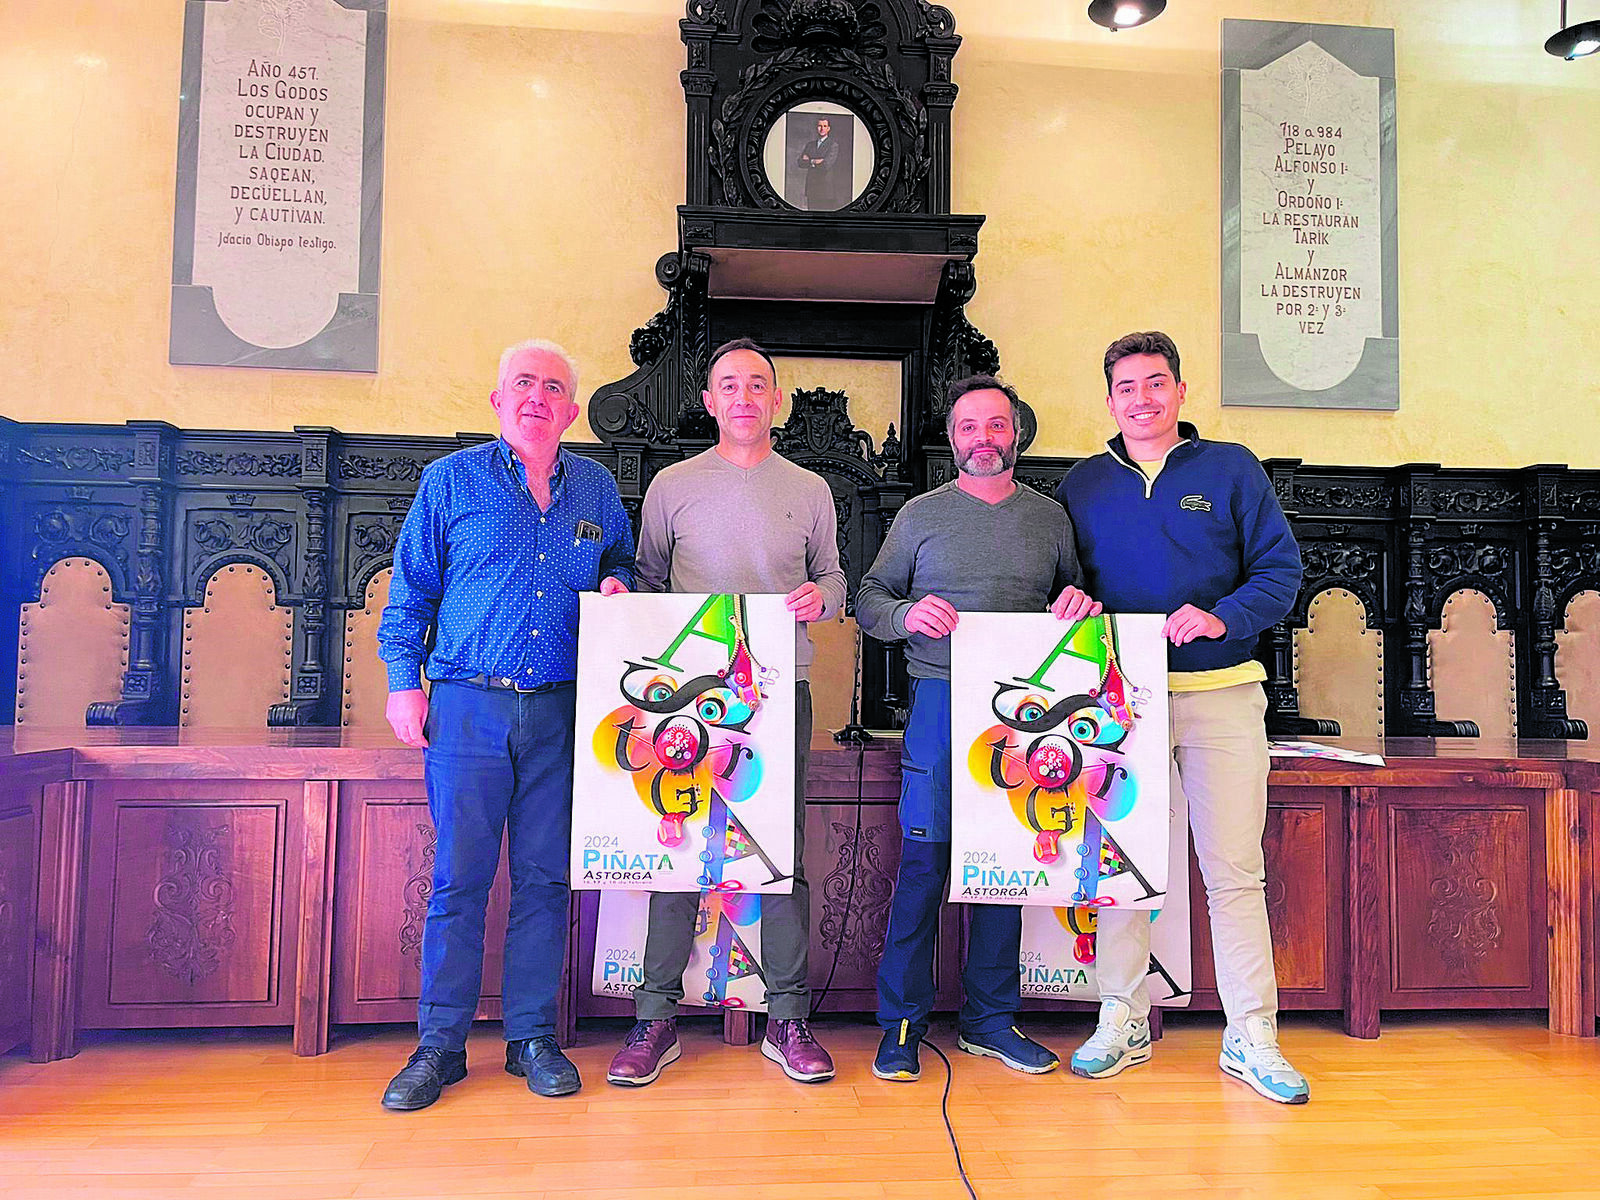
761,1018,835,1083
606,1019,681,1087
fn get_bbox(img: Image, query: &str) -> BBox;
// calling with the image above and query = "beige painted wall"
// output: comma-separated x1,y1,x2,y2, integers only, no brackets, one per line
2,0,1595,468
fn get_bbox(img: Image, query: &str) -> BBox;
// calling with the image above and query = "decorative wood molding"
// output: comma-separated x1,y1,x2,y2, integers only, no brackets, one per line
5,415,1600,738
31,780,89,1062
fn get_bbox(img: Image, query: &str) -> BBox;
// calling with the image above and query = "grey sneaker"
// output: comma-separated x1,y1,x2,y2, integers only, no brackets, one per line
1220,1016,1309,1104
1070,998,1152,1079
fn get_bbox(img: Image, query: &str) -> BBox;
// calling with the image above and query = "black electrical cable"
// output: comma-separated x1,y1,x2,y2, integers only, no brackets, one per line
812,619,870,1017
923,1040,979,1200
803,625,975,1199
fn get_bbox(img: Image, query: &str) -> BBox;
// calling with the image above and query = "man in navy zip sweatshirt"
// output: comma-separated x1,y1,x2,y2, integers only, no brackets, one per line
1054,331,1309,1105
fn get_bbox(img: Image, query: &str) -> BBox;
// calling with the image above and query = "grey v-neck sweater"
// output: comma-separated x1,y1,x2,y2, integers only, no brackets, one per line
856,480,1083,680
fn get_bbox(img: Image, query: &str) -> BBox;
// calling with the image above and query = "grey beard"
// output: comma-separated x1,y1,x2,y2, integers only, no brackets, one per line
955,442,1017,476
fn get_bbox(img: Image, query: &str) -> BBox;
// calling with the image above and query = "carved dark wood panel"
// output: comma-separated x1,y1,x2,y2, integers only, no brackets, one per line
1188,790,1343,1009
7,415,1600,738
1385,794,1546,1004
331,781,511,1023
79,782,301,1027
0,793,39,1057
805,801,906,1011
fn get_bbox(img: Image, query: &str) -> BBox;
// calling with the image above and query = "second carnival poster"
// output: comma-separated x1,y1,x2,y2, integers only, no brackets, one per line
950,613,1171,909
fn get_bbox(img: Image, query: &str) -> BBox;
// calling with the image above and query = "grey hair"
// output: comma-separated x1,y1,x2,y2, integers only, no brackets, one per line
497,338,580,395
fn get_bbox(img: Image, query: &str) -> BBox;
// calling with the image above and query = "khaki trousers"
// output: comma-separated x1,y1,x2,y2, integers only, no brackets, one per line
1094,682,1278,1035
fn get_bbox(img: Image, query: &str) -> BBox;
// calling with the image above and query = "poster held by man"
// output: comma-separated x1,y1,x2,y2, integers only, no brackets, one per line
949,612,1172,911
592,890,768,1011
571,591,798,895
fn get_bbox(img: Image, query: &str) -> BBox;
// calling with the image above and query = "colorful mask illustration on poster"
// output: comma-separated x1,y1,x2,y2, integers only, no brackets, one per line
1019,779,1193,1008
1019,892,1192,1007
950,613,1171,908
572,593,798,894
593,890,768,1011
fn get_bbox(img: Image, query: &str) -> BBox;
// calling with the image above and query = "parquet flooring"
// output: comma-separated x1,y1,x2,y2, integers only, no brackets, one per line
3,1013,1599,1200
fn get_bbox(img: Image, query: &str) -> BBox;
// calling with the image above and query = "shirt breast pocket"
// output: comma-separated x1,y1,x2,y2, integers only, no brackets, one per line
561,528,604,590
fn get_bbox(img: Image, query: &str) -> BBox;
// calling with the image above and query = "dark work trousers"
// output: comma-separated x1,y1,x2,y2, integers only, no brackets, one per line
876,677,1022,1037
418,679,575,1049
634,682,813,1021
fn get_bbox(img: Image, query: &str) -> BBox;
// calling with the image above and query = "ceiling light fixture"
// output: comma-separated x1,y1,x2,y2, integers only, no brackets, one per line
1546,1,1600,58
1087,0,1167,33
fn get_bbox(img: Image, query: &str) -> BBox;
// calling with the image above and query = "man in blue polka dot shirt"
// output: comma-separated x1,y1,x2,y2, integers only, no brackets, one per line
377,338,635,1110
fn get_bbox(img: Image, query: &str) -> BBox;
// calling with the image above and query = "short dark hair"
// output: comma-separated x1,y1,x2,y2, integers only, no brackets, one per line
1103,330,1181,391
706,337,779,388
945,374,1023,439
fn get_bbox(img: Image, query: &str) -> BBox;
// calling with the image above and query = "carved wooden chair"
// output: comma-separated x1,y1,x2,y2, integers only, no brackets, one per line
341,567,401,735
806,612,860,743
179,563,292,727
1428,588,1517,740
1556,590,1600,739
15,556,131,727
1294,587,1384,739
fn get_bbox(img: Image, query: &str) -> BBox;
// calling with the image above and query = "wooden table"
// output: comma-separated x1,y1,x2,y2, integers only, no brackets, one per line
3,728,1596,1062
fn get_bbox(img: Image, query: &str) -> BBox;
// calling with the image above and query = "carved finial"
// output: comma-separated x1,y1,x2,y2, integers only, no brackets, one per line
685,1,729,27
874,423,903,481
752,0,888,57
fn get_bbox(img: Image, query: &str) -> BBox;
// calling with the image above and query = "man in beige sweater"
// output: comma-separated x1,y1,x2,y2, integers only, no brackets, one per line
606,338,847,1087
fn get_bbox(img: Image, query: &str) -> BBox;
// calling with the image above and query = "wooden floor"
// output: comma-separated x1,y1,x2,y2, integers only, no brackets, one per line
4,1014,1600,1200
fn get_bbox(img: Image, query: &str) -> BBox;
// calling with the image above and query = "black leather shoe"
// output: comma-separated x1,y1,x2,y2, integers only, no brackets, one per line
381,1045,467,1111
506,1036,581,1097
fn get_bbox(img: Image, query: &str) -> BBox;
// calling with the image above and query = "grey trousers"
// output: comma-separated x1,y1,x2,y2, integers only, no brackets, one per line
634,682,812,1021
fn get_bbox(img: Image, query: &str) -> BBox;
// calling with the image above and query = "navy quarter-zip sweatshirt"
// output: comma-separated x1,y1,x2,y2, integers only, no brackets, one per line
1055,422,1302,673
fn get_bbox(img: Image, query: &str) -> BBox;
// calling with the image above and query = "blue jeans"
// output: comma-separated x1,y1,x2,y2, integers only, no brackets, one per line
876,677,1021,1037
418,679,575,1048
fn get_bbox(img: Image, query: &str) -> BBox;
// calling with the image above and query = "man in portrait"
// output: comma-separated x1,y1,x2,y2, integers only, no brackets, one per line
795,115,845,210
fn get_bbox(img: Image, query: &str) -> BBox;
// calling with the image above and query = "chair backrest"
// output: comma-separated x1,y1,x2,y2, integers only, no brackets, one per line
806,612,859,746
1428,587,1517,740
179,563,292,727
342,568,396,733
1294,586,1384,739
16,556,131,727
1556,590,1600,739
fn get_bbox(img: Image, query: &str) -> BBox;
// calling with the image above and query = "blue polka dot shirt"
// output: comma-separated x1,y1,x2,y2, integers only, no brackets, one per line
378,440,636,691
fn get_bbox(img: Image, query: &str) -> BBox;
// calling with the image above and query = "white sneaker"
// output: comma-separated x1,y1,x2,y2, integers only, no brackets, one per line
1069,998,1152,1079
1219,1016,1309,1104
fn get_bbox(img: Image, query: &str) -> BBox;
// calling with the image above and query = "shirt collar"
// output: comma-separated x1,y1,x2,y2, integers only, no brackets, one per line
498,439,567,493
1106,420,1200,469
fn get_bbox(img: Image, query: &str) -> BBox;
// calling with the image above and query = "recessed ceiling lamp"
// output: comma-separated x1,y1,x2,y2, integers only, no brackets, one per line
1546,1,1600,58
1087,0,1167,32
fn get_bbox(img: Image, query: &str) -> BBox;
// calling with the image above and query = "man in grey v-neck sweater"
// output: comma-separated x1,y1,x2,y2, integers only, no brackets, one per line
605,339,847,1089
856,374,1098,1084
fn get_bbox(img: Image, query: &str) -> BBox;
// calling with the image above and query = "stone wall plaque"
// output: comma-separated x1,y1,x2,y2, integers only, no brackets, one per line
1222,20,1398,409
170,0,387,372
